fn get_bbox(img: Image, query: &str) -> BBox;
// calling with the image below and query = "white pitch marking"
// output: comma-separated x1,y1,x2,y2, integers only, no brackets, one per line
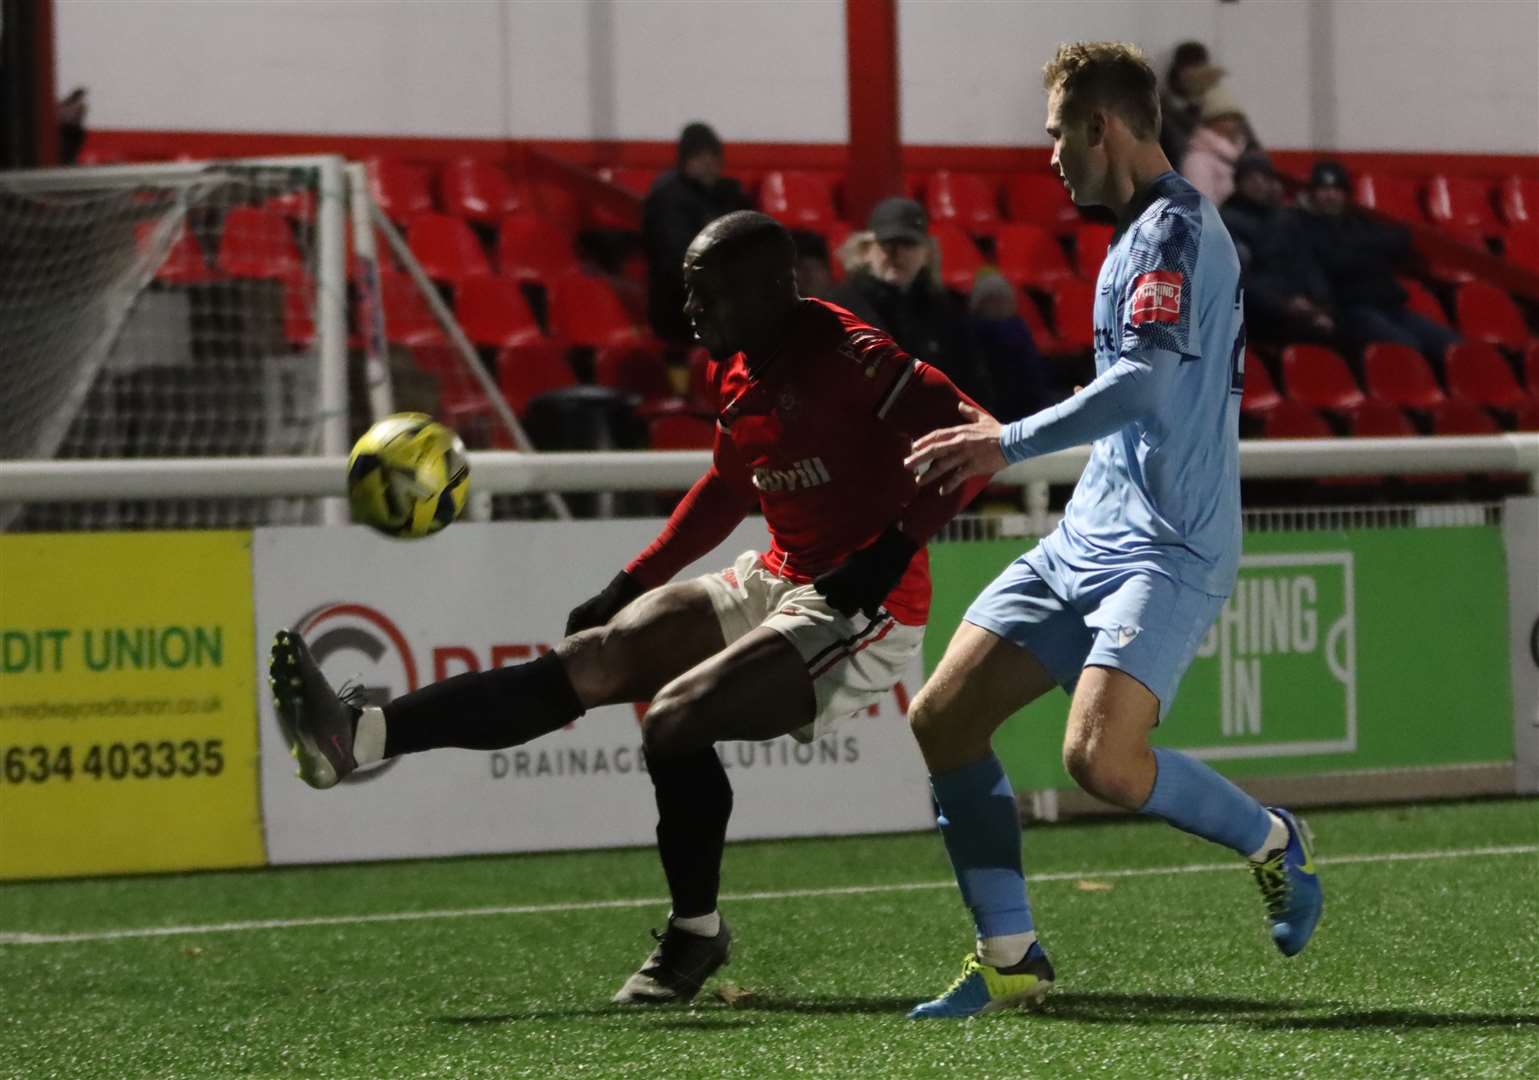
1,843,1534,947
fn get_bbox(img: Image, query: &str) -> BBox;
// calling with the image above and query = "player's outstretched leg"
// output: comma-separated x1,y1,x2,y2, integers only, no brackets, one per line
269,582,727,790
268,627,585,790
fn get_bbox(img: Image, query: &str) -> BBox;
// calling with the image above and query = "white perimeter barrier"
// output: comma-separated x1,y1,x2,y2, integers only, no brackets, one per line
4,435,1539,501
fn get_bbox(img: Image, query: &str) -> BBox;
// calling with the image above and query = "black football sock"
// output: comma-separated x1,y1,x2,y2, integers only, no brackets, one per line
381,651,584,756
649,747,733,920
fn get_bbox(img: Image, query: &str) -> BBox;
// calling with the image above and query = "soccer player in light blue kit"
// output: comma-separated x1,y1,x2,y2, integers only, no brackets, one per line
902,42,1322,1018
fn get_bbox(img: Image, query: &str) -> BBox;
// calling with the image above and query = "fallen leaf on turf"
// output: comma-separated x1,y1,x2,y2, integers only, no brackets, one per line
182,946,204,958
1074,879,1114,892
715,983,757,1007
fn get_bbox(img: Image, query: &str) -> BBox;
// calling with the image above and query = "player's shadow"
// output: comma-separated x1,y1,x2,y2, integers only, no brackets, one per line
1041,992,1537,1032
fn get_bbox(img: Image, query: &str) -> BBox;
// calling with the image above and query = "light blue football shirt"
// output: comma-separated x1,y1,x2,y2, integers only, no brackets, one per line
999,170,1245,597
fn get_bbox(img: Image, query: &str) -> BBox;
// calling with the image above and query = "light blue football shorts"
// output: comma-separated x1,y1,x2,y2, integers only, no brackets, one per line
963,541,1228,719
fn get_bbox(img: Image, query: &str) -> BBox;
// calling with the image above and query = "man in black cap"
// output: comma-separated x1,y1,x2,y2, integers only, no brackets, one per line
642,122,750,343
1299,159,1458,359
831,196,994,410
1221,156,1336,343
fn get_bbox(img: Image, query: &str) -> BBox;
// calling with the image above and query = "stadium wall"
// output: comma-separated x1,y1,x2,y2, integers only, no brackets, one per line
58,0,1539,156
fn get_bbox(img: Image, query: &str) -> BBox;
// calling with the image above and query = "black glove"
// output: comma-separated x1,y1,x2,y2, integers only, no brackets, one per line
565,571,644,636
813,527,919,620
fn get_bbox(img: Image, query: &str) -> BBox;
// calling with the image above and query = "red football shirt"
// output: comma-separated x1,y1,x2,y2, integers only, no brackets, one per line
627,299,988,625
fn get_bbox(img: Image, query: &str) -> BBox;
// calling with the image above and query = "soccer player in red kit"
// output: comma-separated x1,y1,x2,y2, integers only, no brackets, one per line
270,211,989,1004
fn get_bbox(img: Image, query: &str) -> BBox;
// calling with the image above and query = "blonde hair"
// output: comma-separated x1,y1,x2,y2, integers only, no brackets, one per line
1042,41,1161,140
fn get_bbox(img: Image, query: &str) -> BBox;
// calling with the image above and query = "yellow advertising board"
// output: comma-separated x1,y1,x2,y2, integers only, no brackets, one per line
0,531,263,879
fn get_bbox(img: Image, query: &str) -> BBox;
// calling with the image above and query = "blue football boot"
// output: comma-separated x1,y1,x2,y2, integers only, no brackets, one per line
1251,807,1322,956
908,943,1055,1019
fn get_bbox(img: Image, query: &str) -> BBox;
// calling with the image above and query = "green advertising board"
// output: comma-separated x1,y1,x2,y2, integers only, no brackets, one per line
926,527,1512,790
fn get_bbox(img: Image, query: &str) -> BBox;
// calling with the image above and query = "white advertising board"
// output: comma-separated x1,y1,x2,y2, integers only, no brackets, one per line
253,521,934,864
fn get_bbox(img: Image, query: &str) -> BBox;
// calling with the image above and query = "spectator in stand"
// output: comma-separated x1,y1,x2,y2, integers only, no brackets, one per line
1159,42,1225,166
790,229,835,300
831,197,994,411
1221,157,1336,343
642,122,750,344
57,87,87,165
966,273,1052,423
1299,160,1459,359
1179,88,1250,205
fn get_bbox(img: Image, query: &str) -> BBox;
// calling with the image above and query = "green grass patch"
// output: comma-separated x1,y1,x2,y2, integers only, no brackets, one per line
3,799,1536,1079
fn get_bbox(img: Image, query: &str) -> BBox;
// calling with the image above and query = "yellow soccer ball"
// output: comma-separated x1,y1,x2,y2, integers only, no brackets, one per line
346,413,469,538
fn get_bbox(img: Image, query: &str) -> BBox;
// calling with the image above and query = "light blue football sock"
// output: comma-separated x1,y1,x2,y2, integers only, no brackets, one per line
931,754,1034,939
1139,746,1273,856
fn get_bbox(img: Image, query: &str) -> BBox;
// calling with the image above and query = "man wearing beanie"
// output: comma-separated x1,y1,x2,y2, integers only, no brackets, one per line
643,122,750,344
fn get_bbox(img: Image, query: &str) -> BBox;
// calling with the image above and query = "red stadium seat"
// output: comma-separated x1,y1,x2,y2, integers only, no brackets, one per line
648,413,716,450
1351,399,1416,436
993,223,1075,288
595,345,671,400
378,269,446,346
598,167,659,197
926,171,1000,234
497,214,579,284
496,341,577,416
1516,400,1539,431
1399,277,1450,326
1445,342,1530,409
216,207,303,279
758,171,838,229
1505,225,1539,273
1240,354,1282,415
1499,176,1539,226
1363,342,1446,410
526,181,583,235
1048,280,1096,352
1525,342,1539,389
1355,172,1424,224
1425,175,1501,236
1016,290,1060,353
406,213,492,283
1263,399,1332,439
137,221,217,285
1430,399,1500,435
367,157,434,222
454,276,545,348
549,273,646,348
1455,282,1531,350
1004,174,1078,231
932,222,985,292
1073,223,1114,279
440,158,523,225
1282,345,1365,411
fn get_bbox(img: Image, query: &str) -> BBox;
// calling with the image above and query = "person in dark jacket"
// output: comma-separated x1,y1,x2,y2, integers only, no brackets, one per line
1299,160,1459,359
831,197,994,411
1221,157,1336,343
642,122,750,344
967,274,1052,423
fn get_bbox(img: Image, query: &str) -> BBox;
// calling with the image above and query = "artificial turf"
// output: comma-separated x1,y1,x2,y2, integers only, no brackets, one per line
2,798,1536,1079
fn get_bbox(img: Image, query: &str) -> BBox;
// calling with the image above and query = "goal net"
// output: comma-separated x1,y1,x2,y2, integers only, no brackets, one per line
0,157,348,531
